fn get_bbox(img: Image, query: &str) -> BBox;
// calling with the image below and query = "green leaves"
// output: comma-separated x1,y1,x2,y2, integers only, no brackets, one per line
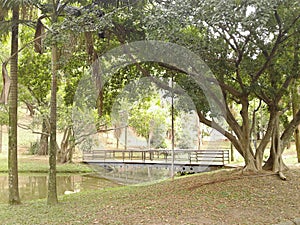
0,0,34,8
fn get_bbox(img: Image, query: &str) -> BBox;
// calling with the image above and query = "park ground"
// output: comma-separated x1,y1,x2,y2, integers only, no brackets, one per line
0,126,299,225
0,154,299,225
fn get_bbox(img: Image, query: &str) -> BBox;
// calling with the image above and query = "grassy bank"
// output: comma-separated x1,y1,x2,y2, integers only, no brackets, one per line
0,154,93,174
0,167,299,225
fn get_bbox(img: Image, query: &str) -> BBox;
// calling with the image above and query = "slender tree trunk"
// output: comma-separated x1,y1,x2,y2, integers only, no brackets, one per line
255,111,276,170
293,88,300,162
8,5,21,205
68,126,75,163
38,118,49,155
47,44,58,205
230,141,234,162
114,124,121,149
197,120,202,150
67,136,75,163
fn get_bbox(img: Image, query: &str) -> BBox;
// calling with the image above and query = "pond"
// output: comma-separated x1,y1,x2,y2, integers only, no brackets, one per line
0,164,212,203
0,173,120,204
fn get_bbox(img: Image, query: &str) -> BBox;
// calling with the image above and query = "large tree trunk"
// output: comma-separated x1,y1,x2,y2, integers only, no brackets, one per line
242,142,257,172
47,43,58,205
292,33,300,163
8,5,21,205
58,126,75,163
38,118,49,155
240,99,258,172
263,112,288,174
255,111,276,170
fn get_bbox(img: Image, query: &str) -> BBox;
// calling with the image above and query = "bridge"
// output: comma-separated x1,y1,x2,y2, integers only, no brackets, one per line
83,149,230,169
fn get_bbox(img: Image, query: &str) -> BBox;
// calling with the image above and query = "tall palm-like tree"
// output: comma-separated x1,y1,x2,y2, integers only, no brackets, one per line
1,0,21,205
1,0,34,205
47,0,59,204
8,3,20,205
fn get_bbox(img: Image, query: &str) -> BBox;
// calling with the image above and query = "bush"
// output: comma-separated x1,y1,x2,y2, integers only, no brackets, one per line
28,141,40,155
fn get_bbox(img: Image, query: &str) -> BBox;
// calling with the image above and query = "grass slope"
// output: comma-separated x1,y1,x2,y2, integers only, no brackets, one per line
0,167,299,225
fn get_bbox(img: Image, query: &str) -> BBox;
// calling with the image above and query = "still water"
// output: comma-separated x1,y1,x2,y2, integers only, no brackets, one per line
0,164,210,203
0,173,120,203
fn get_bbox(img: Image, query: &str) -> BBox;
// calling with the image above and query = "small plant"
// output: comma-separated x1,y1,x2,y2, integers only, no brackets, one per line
28,141,40,155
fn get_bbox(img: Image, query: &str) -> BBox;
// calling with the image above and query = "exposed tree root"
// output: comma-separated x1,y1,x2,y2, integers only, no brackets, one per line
186,171,279,191
278,171,287,180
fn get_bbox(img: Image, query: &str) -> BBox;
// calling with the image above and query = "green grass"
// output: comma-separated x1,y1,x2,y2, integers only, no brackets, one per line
0,154,93,174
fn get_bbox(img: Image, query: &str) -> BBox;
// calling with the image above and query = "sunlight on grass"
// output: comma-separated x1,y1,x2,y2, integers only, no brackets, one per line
0,154,93,173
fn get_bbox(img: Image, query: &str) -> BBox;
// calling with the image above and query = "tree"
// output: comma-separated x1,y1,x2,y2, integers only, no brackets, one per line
113,80,169,148
1,0,39,204
143,0,300,173
18,48,51,155
0,1,22,205
40,0,106,204
8,4,20,204
47,0,59,205
291,32,300,163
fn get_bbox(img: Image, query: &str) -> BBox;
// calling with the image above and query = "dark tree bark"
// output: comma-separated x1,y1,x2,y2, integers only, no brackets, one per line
24,101,35,116
8,5,21,205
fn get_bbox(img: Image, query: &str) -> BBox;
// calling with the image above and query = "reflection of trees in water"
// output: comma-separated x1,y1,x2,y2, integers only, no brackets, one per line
58,175,74,194
37,176,47,198
101,165,171,184
20,176,47,201
0,175,75,203
0,172,123,201
0,174,117,203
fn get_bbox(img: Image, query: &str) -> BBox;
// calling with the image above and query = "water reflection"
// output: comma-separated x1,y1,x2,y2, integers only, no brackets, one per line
91,164,210,184
0,174,120,203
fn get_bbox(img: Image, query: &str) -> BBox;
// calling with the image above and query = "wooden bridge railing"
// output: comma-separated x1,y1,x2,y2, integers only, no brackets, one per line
83,149,230,166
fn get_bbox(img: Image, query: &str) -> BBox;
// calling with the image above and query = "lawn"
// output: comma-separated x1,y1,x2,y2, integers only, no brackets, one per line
0,166,299,225
0,154,93,173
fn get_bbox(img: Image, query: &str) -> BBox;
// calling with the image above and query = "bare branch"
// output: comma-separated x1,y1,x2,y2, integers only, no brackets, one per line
18,123,49,136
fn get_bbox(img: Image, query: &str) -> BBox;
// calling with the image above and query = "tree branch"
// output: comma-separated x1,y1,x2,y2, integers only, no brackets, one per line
18,123,49,136
197,109,244,157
